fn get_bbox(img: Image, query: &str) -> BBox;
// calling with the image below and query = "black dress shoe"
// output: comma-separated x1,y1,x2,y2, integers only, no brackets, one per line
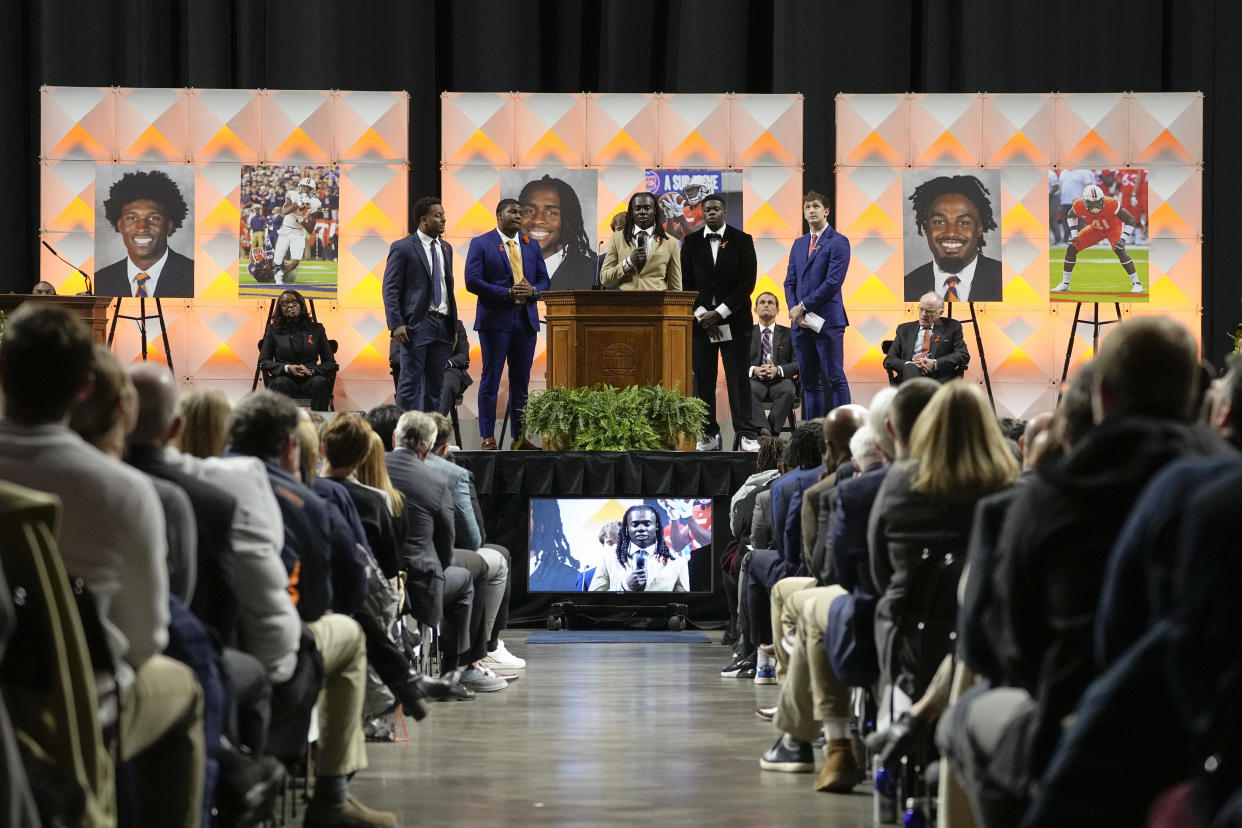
216,750,286,826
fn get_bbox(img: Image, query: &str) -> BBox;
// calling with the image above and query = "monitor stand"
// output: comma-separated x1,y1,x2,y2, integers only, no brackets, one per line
548,600,689,632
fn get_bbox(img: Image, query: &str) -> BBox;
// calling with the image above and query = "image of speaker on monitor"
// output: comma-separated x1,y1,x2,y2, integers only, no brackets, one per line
528,497,713,593
94,165,196,299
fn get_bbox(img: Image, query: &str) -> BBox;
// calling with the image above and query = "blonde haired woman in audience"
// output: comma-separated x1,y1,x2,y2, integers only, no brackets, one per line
176,388,233,458
355,431,404,517
871,381,1019,705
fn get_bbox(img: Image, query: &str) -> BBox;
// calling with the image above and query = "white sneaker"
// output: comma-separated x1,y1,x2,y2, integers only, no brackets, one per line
1051,282,1071,292
696,433,722,451
474,662,519,683
1130,281,1144,293
482,640,526,669
739,436,760,452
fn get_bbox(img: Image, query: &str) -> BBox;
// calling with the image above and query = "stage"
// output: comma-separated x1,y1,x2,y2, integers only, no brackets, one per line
453,450,758,625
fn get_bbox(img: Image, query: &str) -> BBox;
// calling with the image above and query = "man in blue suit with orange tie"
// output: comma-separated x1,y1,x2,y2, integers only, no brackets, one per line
383,196,457,411
783,190,851,417
465,199,551,450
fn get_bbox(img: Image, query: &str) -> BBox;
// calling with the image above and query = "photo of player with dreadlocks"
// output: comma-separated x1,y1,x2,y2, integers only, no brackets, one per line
902,171,1002,303
501,168,599,290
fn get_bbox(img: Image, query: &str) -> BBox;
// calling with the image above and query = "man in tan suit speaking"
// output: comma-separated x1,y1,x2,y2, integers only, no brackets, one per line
600,192,682,290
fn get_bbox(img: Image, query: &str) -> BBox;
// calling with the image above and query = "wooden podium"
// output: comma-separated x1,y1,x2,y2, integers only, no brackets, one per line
542,290,696,391
0,294,112,344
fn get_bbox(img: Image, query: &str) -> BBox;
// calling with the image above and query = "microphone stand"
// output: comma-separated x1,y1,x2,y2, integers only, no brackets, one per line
40,238,94,295
592,241,605,290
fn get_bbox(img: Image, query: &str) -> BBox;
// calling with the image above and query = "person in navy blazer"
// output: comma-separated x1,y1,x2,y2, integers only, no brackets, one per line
464,199,551,450
783,190,852,417
382,196,458,412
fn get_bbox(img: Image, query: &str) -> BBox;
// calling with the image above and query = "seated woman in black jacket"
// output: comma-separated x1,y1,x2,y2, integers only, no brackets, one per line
259,289,336,411
870,380,1019,702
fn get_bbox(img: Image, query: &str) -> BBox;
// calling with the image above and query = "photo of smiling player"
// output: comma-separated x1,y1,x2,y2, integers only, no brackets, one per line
500,168,598,290
94,165,195,298
902,171,1002,303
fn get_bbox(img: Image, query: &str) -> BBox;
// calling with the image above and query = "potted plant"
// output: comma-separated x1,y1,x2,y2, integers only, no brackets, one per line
522,383,706,451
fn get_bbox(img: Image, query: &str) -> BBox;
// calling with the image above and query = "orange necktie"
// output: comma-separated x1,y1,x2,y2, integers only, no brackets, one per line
136,272,151,297
919,327,932,358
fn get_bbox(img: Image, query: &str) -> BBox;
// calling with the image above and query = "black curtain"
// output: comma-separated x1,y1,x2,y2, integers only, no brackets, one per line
6,0,1236,362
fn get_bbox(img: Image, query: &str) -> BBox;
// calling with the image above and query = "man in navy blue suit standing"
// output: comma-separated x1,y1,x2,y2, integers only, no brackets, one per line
465,199,551,450
383,196,457,412
783,190,852,417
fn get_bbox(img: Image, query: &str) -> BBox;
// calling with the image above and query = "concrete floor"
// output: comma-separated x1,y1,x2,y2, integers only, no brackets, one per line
349,631,874,827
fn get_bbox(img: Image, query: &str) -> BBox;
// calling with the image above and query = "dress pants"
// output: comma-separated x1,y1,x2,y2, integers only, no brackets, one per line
396,312,453,412
485,544,512,651
305,614,368,777
772,585,849,743
438,368,470,416
268,373,333,412
792,324,850,418
120,654,206,828
770,576,816,682
750,375,798,433
451,547,508,664
692,326,768,439
222,647,271,757
437,565,474,672
477,327,537,441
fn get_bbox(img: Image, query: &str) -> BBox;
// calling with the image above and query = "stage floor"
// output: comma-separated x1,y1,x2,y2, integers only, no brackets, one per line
352,630,874,827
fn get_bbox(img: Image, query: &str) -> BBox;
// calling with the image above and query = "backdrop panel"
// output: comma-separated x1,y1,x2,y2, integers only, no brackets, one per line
836,92,1203,412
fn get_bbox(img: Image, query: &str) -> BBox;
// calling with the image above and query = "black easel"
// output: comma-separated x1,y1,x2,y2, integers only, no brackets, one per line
945,300,994,410
1058,302,1123,399
250,295,322,391
107,297,174,374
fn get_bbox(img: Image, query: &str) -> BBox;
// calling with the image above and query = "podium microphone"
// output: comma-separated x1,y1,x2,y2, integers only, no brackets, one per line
592,240,604,290
41,238,94,295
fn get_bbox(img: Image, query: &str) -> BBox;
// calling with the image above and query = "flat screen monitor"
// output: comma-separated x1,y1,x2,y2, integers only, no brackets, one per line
528,497,713,593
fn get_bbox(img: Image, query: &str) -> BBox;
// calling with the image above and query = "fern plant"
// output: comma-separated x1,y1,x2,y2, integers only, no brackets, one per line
522,382,706,451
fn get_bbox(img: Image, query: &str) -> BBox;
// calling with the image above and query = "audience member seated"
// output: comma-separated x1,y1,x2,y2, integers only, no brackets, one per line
883,292,970,384
941,317,1218,827
427,413,524,671
439,319,474,417
722,438,784,647
259,289,337,411
366,403,403,452
31,280,56,295
224,390,396,827
384,412,490,692
748,291,800,433
872,381,1018,710
0,304,205,828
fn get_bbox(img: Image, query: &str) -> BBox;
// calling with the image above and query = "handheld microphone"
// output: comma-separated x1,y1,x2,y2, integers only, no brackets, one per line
635,231,647,252
41,238,94,295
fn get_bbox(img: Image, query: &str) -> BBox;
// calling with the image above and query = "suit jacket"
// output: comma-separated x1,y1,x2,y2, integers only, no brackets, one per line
336,478,404,580
883,317,970,382
748,324,799,378
599,229,683,291
96,249,195,298
549,250,598,290
783,225,850,329
904,253,1002,302
424,453,483,551
464,229,550,334
384,449,454,573
680,224,756,334
127,444,240,645
381,233,457,333
259,321,336,379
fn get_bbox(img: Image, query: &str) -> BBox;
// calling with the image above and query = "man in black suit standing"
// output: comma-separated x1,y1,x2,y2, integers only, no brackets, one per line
748,291,800,434
681,194,768,452
903,174,1001,303
383,196,457,412
96,169,195,298
884,292,971,383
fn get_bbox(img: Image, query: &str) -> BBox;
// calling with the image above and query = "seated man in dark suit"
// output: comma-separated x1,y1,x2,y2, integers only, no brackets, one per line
748,291,800,433
883,292,970,383
438,319,474,416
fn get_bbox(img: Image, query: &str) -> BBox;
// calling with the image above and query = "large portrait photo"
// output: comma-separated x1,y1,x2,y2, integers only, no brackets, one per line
902,170,1002,303
1048,168,1149,302
239,164,339,300
93,165,196,299
499,168,598,290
